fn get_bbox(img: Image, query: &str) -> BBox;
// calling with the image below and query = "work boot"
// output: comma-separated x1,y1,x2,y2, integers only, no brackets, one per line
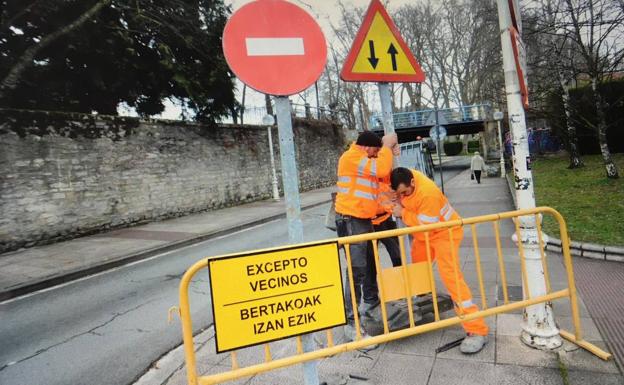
343,324,379,351
362,302,382,322
459,334,487,354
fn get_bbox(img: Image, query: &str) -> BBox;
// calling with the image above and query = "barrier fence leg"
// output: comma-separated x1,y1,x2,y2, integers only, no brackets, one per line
496,0,562,350
275,96,320,385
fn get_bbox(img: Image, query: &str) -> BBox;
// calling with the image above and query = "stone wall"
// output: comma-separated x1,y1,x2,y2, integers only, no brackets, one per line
0,109,346,252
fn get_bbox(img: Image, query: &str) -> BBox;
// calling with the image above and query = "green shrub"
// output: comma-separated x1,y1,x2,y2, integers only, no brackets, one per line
443,142,463,156
467,140,480,153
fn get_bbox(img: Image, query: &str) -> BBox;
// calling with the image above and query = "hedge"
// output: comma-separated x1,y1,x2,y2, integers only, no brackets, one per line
443,142,463,156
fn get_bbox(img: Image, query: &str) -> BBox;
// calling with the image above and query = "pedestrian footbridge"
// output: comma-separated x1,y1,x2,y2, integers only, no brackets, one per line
370,103,492,142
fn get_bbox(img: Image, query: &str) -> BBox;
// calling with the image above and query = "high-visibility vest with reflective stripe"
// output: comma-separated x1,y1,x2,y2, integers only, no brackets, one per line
335,144,393,219
372,179,395,226
400,169,463,240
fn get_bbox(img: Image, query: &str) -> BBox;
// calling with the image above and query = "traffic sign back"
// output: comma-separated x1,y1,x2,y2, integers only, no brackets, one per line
429,126,447,141
509,27,529,108
222,0,327,96
341,0,425,83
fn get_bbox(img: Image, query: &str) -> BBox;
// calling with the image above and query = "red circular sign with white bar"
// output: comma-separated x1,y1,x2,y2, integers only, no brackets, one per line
222,0,327,96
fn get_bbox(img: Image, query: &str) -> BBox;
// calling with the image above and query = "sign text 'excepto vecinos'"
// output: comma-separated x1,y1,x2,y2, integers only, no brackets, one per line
208,241,345,353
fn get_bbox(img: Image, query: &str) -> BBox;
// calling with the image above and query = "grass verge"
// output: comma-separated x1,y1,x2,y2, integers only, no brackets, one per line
531,153,624,246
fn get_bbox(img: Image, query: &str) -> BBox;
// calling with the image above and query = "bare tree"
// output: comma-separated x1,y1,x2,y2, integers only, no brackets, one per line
317,2,377,130
562,0,623,178
526,0,585,168
395,0,503,109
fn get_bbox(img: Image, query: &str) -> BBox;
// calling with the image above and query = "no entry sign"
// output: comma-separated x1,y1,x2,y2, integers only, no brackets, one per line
222,0,328,96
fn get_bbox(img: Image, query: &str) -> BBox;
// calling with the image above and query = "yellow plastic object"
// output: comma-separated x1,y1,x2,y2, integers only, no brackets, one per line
175,207,611,385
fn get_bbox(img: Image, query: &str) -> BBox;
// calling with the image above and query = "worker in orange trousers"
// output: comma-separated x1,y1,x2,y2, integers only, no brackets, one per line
390,167,489,354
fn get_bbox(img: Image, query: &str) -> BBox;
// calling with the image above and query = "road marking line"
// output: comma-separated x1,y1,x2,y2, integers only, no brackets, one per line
245,38,304,56
0,222,273,304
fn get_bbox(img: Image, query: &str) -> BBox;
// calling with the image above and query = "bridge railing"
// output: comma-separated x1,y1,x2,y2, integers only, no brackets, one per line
369,103,492,130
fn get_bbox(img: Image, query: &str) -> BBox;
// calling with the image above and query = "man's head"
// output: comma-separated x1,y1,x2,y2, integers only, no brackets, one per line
474,151,480,156
356,131,383,158
391,167,416,198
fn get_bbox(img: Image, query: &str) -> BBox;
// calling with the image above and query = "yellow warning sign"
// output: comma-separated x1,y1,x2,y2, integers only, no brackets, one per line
341,0,425,82
351,13,416,75
208,241,345,353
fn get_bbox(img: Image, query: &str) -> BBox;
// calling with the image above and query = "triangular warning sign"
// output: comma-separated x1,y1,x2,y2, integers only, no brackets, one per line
341,0,425,83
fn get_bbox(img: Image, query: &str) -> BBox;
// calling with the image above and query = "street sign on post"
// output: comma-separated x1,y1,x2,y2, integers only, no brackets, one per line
340,0,425,83
341,0,425,260
429,125,447,142
222,2,328,383
222,0,327,96
209,241,346,353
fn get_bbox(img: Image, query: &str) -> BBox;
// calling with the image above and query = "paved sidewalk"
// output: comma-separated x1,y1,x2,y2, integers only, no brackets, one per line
0,187,334,301
134,170,622,385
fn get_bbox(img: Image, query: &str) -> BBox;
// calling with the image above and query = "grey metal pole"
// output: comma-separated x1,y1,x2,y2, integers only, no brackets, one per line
496,0,561,349
434,107,445,194
377,84,395,132
267,126,280,201
378,82,411,259
274,96,319,384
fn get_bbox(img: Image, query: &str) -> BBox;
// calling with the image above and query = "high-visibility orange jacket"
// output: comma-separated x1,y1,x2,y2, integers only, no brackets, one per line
335,144,393,219
400,169,488,336
372,177,395,226
400,169,463,240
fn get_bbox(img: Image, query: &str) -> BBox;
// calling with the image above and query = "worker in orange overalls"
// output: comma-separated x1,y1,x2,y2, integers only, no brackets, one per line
390,167,489,354
335,131,398,344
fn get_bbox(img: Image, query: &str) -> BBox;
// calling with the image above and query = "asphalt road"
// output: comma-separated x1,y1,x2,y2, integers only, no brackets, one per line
0,206,337,385
0,159,469,385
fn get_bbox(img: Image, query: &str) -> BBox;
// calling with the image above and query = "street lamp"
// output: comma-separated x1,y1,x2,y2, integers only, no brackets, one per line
493,110,505,178
262,114,280,201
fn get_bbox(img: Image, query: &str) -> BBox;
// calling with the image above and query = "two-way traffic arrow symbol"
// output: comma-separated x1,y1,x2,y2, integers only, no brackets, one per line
367,40,379,68
367,41,399,71
387,43,398,71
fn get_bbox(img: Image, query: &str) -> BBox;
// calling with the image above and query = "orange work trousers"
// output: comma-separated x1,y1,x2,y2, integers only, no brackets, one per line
412,232,489,336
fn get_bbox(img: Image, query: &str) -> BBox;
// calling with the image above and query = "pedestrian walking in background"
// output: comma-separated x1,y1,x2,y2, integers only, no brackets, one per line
470,151,486,184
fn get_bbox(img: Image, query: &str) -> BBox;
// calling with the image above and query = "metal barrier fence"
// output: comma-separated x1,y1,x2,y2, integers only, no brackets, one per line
175,207,611,385
399,141,434,178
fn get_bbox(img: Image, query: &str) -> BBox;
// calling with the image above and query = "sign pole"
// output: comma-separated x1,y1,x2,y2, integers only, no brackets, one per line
496,0,562,349
377,83,396,152
434,107,445,194
377,82,411,259
274,96,319,385
222,2,327,382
